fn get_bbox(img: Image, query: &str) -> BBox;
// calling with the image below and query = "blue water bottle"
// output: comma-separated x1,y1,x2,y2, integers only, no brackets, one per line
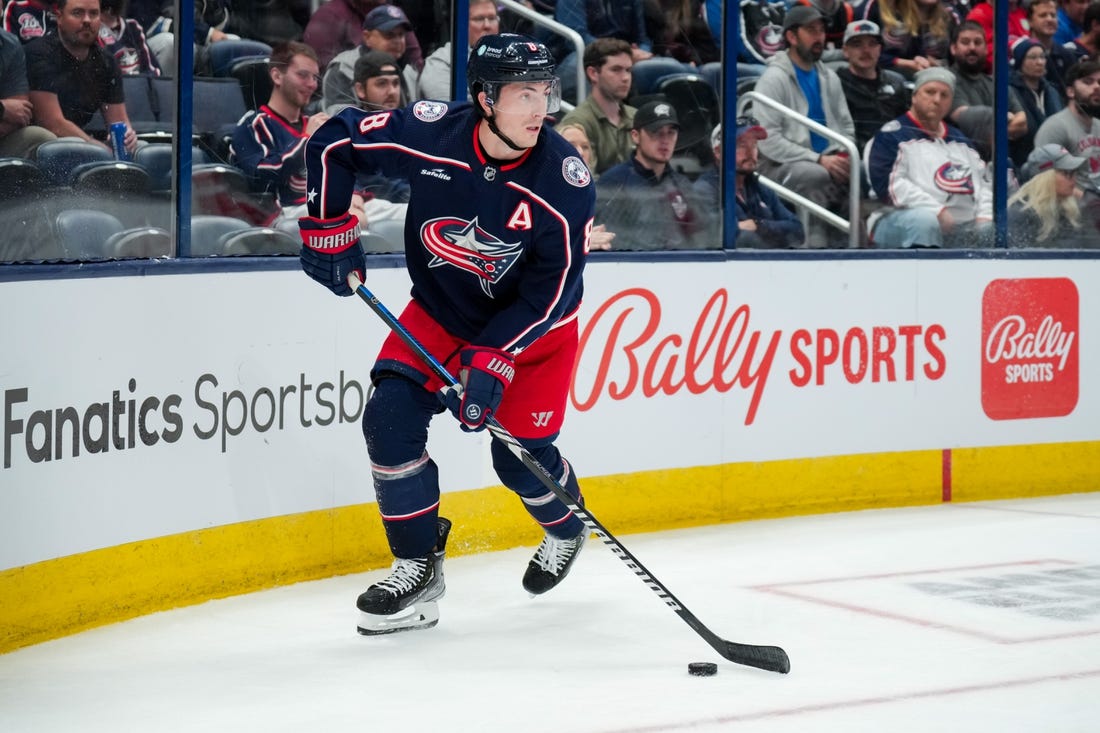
109,122,131,161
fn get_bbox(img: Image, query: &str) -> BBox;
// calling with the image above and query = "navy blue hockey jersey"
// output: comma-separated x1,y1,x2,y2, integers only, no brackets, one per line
305,101,596,353
232,105,311,209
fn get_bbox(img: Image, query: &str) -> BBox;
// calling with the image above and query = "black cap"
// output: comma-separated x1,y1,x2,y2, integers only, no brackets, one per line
782,5,825,34
354,50,400,83
633,100,680,132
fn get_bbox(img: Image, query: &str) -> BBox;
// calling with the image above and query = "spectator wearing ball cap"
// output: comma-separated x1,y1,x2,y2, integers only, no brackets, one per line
694,119,805,249
321,4,420,115
866,66,994,248
835,20,910,152
596,100,716,250
1008,37,1064,169
786,0,856,65
1008,143,1095,247
304,0,423,71
754,4,859,248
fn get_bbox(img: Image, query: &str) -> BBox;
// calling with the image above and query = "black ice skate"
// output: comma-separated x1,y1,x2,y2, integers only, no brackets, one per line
356,517,451,635
522,528,587,596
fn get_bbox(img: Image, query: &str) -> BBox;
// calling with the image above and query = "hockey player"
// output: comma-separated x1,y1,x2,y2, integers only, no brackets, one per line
298,34,595,635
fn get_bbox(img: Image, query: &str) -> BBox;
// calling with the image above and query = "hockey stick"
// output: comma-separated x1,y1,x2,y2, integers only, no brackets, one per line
347,274,790,674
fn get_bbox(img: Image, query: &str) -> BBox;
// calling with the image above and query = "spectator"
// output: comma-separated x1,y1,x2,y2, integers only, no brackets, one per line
965,0,1028,74
557,38,636,176
643,0,719,65
551,0,655,103
867,67,993,248
345,50,411,243
1030,0,1078,99
755,5,857,248
947,20,1028,159
596,100,714,249
836,20,910,152
144,1,238,74
1066,1,1100,59
1055,0,1090,45
304,0,423,71
694,120,804,249
1009,37,1064,169
790,0,856,64
556,122,616,249
98,0,160,76
861,0,955,78
2,0,55,44
321,4,420,115
126,0,169,32
352,50,401,111
1008,143,1092,247
417,0,500,101
231,42,329,233
25,0,137,156
1034,59,1100,199
0,27,55,158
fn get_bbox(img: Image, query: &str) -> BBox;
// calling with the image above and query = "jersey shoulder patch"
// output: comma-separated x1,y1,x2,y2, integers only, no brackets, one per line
412,100,448,122
562,156,591,187
881,120,902,133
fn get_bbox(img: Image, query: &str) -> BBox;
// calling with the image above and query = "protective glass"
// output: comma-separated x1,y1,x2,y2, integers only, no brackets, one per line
483,78,562,115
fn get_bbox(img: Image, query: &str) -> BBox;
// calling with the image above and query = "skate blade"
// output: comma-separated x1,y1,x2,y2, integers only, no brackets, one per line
356,602,440,636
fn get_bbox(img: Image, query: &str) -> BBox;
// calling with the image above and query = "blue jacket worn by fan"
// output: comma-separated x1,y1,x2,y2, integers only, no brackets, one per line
305,100,596,353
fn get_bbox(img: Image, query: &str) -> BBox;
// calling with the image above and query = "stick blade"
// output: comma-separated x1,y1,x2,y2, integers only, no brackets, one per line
722,642,791,674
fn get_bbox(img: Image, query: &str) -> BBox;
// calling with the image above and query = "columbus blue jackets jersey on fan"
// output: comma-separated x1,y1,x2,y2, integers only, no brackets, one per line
305,100,596,353
232,105,311,209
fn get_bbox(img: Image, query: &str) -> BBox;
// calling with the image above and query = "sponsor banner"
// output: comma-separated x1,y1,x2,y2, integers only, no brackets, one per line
1,259,1097,568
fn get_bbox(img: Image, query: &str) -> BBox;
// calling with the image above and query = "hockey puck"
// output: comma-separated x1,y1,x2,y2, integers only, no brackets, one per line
688,662,718,676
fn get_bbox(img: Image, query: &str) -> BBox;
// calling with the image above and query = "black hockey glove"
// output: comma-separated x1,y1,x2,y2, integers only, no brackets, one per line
443,346,515,432
299,212,365,297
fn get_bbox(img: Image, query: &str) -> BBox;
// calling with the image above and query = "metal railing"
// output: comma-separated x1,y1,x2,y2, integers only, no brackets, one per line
738,91,861,249
498,0,586,107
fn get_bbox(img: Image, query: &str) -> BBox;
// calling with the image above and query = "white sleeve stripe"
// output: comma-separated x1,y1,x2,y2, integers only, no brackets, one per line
350,142,471,170
317,137,353,219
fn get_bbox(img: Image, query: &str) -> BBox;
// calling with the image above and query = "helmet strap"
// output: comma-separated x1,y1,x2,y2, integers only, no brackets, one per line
485,110,530,152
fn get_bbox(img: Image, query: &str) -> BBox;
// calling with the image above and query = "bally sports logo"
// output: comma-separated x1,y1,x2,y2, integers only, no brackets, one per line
981,278,1079,420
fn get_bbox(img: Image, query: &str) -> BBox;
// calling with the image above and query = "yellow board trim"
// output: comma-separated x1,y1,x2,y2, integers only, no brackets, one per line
2,442,1097,654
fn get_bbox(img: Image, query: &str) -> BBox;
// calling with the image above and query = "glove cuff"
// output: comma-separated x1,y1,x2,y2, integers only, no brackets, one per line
299,213,362,254
462,347,516,387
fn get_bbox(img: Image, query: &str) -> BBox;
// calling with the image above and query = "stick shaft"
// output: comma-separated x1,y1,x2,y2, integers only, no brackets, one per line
347,275,790,674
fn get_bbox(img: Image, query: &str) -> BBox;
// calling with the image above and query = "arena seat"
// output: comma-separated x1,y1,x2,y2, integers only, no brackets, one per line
107,226,174,258
219,226,298,255
189,215,251,256
35,139,113,188
54,209,125,260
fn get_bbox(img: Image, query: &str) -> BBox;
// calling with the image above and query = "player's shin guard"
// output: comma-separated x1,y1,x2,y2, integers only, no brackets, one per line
491,439,587,595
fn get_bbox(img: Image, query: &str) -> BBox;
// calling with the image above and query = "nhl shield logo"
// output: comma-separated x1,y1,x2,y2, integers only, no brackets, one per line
562,156,590,187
